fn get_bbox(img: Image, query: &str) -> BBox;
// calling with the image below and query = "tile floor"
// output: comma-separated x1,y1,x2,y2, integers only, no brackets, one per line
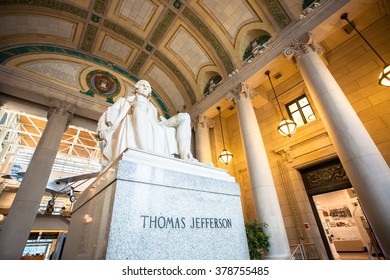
338,251,383,260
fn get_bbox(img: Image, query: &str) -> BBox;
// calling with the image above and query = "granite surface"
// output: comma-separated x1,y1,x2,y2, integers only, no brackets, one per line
62,148,249,260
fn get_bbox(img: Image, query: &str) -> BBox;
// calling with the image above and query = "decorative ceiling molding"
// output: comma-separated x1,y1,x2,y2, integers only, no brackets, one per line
182,7,234,74
93,0,107,14
150,9,176,45
81,24,98,52
262,0,291,28
130,51,149,74
0,45,171,118
103,19,145,46
0,0,89,19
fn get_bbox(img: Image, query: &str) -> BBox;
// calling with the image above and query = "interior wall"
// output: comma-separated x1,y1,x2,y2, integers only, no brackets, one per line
217,15,390,259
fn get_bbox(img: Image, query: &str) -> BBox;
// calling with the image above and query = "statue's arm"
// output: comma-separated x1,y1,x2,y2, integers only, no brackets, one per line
96,111,109,140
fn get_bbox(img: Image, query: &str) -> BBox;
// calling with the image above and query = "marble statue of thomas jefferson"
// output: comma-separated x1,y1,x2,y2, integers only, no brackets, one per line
96,80,195,167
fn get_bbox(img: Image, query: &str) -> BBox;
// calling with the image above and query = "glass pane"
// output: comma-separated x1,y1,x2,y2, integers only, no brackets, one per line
292,111,305,127
298,97,309,107
302,106,316,122
288,103,298,112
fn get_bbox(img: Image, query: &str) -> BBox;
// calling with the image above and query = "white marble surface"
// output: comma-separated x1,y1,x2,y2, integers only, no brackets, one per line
62,148,249,260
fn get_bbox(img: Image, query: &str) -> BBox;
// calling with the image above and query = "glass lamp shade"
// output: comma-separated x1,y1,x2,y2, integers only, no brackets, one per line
218,149,233,165
379,64,390,87
277,118,297,137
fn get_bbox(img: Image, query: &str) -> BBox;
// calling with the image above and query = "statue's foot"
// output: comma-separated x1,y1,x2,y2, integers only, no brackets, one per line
181,152,199,163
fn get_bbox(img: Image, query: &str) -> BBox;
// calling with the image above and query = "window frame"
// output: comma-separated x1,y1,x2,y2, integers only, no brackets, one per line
285,94,315,126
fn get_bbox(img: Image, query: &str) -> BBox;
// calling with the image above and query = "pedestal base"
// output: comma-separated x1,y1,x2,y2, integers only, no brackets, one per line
62,149,249,260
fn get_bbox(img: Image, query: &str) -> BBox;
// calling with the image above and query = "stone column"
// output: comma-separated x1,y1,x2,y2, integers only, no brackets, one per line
226,84,291,259
0,99,75,259
194,115,213,163
284,32,390,259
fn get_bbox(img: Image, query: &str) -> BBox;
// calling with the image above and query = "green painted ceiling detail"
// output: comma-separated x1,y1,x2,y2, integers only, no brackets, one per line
0,45,171,118
93,0,107,14
91,14,101,23
154,50,196,105
81,24,98,52
150,9,176,45
173,0,183,10
0,0,88,19
182,7,234,74
130,52,149,74
103,20,145,46
263,0,291,28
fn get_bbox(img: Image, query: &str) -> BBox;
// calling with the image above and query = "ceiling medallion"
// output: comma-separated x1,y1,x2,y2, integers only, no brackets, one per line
82,70,121,103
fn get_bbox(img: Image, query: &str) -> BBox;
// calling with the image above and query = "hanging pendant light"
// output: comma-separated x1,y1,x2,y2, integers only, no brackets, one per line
341,13,390,87
265,70,297,137
216,106,233,165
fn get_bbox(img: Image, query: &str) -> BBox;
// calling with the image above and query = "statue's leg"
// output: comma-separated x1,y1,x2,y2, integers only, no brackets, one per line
164,113,193,160
133,99,152,152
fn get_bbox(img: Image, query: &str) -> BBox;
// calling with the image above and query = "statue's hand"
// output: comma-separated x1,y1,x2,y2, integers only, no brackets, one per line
96,130,107,140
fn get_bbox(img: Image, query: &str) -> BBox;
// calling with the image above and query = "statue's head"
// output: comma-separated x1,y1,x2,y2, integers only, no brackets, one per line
134,80,152,97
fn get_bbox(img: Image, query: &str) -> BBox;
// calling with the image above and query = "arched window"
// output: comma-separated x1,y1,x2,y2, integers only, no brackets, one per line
203,75,222,97
243,35,271,61
302,0,316,9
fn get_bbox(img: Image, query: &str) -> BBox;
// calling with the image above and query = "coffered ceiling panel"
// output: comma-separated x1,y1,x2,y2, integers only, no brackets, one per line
100,35,134,62
0,14,76,40
148,64,185,111
20,60,84,87
116,0,157,30
201,0,257,39
167,26,212,78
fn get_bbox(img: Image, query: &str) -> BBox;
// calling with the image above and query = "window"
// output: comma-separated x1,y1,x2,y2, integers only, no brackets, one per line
243,34,271,61
203,75,222,98
286,95,316,127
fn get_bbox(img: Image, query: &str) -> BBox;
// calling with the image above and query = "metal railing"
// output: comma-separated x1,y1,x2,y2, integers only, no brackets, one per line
290,243,320,260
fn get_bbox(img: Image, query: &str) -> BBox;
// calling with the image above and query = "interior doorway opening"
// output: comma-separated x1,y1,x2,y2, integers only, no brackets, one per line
300,158,382,260
313,188,370,259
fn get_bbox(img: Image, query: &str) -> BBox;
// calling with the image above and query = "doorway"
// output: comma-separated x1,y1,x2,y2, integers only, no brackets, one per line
313,189,370,259
299,158,374,260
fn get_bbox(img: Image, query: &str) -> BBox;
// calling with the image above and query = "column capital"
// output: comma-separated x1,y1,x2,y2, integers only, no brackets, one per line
194,115,214,130
283,32,324,63
226,83,256,104
47,98,76,130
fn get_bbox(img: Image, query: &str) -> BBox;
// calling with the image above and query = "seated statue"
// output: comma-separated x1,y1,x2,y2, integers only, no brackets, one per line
96,80,195,167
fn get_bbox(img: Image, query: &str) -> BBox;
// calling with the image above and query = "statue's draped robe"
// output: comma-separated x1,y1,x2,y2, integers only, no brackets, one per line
97,96,178,167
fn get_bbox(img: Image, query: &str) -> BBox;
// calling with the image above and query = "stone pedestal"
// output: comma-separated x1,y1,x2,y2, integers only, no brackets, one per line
61,148,249,260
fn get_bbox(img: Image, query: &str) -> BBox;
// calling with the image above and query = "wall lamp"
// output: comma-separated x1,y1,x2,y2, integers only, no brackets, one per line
341,13,390,87
265,70,297,137
216,106,233,165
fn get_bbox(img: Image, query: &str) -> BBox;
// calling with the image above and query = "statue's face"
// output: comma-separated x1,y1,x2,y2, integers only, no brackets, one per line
135,80,151,96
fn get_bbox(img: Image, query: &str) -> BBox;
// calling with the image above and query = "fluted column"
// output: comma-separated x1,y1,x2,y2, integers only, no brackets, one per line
0,98,75,259
227,84,290,259
284,32,390,259
194,115,213,163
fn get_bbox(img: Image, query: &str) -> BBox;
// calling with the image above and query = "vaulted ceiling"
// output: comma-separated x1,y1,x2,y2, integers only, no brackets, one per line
0,0,388,121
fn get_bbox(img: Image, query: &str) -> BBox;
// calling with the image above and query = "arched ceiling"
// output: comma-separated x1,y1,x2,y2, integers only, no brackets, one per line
0,0,388,120
0,0,281,117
